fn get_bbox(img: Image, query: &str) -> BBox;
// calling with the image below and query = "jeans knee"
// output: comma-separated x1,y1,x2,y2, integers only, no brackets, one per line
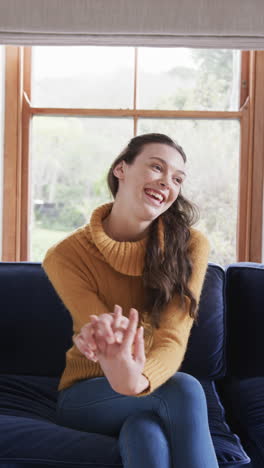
119,411,167,443
158,372,207,408
118,411,170,467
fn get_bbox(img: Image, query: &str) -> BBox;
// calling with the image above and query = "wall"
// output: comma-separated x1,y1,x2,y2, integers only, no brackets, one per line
0,46,5,259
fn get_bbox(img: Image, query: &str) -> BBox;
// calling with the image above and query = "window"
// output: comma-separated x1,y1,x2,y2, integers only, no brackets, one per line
4,47,264,266
29,47,241,266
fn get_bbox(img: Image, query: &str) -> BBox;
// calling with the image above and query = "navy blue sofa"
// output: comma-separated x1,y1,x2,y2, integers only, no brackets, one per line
0,261,263,467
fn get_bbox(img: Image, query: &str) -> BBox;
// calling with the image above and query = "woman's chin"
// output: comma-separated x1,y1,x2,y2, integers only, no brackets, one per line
140,202,163,221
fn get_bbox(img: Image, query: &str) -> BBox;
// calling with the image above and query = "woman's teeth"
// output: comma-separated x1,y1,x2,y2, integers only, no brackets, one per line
145,189,163,202
144,189,163,204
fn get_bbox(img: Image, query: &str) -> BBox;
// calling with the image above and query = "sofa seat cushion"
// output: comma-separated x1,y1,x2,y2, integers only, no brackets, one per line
0,415,122,467
199,379,251,466
0,374,122,468
217,377,264,468
0,374,122,467
0,375,59,422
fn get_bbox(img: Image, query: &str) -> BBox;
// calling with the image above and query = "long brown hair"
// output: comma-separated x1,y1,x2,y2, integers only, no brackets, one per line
107,133,200,328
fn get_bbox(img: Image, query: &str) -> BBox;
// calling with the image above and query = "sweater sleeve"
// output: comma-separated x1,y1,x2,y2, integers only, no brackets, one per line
136,229,210,397
42,241,110,335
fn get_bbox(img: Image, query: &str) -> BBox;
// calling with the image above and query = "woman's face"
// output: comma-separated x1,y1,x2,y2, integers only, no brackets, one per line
113,143,187,221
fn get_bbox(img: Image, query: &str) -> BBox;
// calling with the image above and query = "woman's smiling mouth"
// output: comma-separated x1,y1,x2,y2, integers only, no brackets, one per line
144,189,165,206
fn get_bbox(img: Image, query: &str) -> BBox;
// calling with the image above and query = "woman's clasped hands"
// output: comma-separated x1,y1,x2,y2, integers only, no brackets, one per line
73,305,149,395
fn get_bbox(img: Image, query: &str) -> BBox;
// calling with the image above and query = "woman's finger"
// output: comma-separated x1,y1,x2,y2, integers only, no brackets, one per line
114,316,129,343
113,304,122,328
85,350,98,362
73,333,86,350
80,323,97,350
73,334,96,358
121,308,139,350
133,326,146,364
83,345,98,362
93,329,107,354
112,305,125,342
92,314,116,344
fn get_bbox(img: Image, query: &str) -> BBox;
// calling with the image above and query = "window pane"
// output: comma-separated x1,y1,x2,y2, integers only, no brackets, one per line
138,118,240,266
137,48,241,111
30,116,133,261
31,46,134,108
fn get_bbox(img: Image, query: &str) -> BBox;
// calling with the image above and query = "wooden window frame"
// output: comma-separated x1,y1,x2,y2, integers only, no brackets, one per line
2,46,264,262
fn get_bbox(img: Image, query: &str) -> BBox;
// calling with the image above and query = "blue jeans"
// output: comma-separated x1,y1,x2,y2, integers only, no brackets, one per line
56,371,219,468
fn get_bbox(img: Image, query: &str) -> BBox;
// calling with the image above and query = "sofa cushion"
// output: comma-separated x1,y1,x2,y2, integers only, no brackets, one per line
0,414,122,468
0,376,122,467
0,375,58,422
182,263,226,379
225,262,264,377
0,262,72,376
217,377,264,468
199,379,251,466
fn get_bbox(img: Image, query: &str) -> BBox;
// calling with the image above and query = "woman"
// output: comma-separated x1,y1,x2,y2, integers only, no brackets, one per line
42,133,219,468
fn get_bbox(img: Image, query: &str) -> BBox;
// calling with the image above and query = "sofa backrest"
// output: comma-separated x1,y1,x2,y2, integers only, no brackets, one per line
224,262,264,377
0,262,72,376
0,261,226,378
181,262,226,379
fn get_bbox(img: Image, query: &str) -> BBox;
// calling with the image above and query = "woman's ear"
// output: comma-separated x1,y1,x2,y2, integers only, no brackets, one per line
113,161,125,180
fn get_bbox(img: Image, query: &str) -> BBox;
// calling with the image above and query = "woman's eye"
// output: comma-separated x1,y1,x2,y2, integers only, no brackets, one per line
152,164,162,171
174,178,183,184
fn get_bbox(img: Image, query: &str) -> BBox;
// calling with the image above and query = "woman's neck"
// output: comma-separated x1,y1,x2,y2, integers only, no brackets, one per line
102,204,150,242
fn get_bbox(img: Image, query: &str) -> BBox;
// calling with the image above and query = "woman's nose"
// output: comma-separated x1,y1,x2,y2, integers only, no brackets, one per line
159,179,169,188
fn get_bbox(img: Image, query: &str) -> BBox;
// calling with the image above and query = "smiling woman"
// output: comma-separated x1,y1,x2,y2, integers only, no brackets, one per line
42,131,216,468
105,133,201,328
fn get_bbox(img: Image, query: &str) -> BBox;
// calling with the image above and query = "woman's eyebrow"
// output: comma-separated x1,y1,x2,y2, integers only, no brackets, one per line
149,156,186,176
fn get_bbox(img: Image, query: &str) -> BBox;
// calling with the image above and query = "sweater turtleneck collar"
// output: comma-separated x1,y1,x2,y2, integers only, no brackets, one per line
89,202,165,276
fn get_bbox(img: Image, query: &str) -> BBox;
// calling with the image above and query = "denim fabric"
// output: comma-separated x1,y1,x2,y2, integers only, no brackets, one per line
56,372,219,468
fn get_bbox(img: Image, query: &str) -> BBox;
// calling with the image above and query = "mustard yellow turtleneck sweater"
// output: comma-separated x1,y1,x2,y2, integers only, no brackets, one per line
42,202,210,397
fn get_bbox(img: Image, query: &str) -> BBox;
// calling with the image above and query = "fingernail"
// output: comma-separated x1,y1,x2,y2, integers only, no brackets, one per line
90,315,98,322
115,331,123,343
107,336,115,344
114,304,121,313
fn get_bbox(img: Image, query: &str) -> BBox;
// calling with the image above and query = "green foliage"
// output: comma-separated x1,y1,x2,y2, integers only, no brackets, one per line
190,49,235,110
35,203,86,230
